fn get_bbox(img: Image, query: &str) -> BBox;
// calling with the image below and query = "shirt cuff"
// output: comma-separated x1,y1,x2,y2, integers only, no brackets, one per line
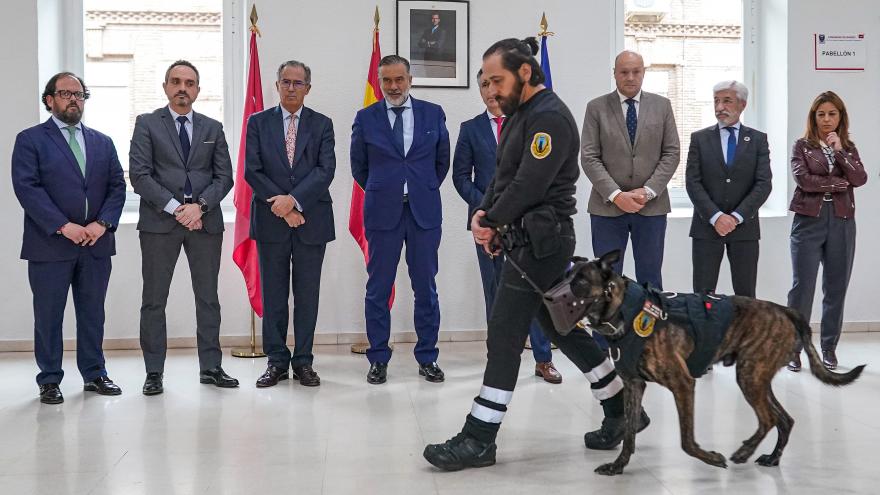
164,198,182,215
709,211,723,226
644,186,657,200
289,194,302,212
732,212,743,224
608,189,622,203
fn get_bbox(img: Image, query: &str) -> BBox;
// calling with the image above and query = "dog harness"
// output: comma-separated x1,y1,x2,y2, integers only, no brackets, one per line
606,281,735,379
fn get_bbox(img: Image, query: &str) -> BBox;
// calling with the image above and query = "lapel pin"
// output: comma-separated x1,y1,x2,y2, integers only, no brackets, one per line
743,136,751,142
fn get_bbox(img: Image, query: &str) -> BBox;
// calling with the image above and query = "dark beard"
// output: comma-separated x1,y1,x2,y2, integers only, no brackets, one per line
54,105,82,125
497,75,525,116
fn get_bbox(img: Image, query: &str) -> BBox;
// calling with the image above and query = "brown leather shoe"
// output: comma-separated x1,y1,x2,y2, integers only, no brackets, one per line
535,362,562,384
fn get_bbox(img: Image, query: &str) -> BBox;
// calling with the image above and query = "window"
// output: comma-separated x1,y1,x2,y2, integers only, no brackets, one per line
623,0,745,207
83,0,225,211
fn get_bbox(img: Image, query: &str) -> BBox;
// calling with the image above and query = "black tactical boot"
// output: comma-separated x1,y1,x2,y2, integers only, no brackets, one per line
584,409,651,450
424,415,498,471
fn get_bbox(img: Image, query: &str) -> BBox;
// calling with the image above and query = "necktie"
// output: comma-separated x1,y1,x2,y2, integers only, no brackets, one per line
285,114,298,166
177,116,192,196
493,116,505,143
725,126,737,167
391,106,406,156
625,98,637,145
66,126,87,216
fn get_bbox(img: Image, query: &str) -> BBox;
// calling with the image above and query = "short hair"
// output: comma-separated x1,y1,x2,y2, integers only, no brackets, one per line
713,80,749,103
164,60,200,84
804,90,854,150
41,72,88,112
276,60,312,84
482,37,545,86
476,68,483,79
378,55,411,74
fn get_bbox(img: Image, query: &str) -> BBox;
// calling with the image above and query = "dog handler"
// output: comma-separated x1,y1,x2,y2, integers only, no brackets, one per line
423,38,649,471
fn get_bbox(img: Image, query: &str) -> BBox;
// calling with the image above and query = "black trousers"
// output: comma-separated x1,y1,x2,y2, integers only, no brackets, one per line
787,204,856,351
257,232,327,369
692,238,759,297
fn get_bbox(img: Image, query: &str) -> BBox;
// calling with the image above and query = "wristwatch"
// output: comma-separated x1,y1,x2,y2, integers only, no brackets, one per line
198,197,209,214
96,220,113,229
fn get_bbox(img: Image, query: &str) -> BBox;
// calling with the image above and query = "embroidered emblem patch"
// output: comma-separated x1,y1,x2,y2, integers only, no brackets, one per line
530,132,552,159
633,310,656,338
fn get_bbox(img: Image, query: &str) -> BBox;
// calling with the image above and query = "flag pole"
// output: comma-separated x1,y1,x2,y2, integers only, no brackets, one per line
231,5,266,358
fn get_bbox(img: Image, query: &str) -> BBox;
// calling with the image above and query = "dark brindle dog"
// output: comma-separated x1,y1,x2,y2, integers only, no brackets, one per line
570,250,865,476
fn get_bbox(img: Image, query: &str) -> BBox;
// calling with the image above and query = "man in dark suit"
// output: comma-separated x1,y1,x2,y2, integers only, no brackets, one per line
452,69,561,384
350,55,450,384
130,60,236,395
418,12,447,61
685,80,771,297
245,60,336,388
11,72,126,404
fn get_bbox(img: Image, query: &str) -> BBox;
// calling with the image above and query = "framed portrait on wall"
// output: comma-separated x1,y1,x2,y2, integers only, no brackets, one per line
396,0,469,88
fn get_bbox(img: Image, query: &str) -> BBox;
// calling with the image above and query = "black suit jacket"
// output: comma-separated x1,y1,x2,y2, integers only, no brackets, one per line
685,124,772,241
244,105,336,245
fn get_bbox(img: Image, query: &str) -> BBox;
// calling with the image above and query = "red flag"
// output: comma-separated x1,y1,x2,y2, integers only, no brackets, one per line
349,24,395,306
232,28,264,317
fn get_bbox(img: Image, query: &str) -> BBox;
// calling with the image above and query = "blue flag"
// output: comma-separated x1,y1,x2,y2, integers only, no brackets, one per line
540,35,553,89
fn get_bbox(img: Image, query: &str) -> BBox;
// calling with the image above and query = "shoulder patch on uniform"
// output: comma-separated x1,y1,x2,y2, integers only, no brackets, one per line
530,132,552,159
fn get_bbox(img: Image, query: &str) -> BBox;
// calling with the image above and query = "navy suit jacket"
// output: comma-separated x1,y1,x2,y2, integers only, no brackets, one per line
350,97,450,231
452,111,498,229
245,105,336,245
11,118,126,262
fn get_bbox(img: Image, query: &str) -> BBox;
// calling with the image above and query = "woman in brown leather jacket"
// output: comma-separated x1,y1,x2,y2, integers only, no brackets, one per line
787,91,867,372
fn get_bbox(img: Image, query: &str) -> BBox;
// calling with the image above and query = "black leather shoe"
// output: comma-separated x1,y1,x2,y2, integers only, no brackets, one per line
84,376,122,396
200,366,240,388
39,383,64,404
367,362,388,384
292,365,320,387
256,365,288,388
424,433,496,471
787,353,802,372
822,349,838,370
143,372,164,395
418,362,445,383
584,409,650,450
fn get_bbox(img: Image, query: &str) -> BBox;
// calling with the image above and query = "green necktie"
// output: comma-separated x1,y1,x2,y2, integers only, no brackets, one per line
66,126,88,216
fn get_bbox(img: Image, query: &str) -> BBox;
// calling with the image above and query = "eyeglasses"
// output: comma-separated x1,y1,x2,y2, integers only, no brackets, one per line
278,79,308,90
53,90,90,101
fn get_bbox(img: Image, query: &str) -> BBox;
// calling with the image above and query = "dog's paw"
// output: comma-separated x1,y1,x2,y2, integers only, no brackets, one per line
730,451,750,464
594,462,625,476
704,451,728,469
755,454,780,467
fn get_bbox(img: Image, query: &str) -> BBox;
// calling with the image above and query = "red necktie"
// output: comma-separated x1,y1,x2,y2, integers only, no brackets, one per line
493,116,505,143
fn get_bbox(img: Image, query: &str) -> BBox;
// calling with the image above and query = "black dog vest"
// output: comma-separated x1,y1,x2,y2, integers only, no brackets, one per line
607,281,735,379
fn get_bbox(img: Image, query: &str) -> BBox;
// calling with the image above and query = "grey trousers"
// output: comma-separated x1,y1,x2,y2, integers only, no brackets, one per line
787,202,856,351
139,226,223,372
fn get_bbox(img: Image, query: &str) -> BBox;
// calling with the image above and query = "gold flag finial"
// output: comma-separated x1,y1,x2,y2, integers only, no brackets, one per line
374,6,380,28
249,5,261,36
538,12,554,37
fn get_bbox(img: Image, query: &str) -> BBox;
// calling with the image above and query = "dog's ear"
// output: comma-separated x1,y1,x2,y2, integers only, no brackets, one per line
598,250,621,269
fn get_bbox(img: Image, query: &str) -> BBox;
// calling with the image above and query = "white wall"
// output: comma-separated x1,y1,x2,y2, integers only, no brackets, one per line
2,0,879,346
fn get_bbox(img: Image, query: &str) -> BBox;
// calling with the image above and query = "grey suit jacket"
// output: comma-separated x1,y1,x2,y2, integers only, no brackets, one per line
581,90,680,216
129,106,234,234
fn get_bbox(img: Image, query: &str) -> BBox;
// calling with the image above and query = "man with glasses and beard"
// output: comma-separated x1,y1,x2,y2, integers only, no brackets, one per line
12,72,126,404
423,38,648,471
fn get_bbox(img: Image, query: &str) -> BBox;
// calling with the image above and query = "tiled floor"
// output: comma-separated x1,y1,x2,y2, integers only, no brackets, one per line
0,334,877,494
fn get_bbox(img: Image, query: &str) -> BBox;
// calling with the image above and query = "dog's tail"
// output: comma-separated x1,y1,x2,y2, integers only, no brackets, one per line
784,307,865,386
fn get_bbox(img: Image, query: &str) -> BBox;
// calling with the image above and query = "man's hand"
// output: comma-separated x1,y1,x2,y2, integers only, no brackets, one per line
175,204,202,227
284,210,305,228
826,131,843,151
268,195,296,217
630,187,650,205
714,214,738,237
471,210,496,246
613,191,645,213
83,222,107,246
187,219,203,231
60,223,89,245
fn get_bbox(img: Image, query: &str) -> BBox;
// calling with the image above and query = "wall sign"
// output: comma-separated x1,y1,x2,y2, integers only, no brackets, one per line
814,33,866,71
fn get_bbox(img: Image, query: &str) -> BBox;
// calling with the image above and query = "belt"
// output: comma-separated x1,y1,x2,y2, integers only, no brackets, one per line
183,197,195,204
823,193,833,202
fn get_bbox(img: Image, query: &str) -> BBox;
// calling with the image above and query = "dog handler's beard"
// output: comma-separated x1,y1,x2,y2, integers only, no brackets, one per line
54,104,82,125
497,75,525,116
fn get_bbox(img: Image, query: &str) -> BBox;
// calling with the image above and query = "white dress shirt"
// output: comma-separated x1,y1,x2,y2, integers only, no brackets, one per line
608,90,656,204
163,106,195,214
386,96,414,194
709,121,743,226
486,110,505,144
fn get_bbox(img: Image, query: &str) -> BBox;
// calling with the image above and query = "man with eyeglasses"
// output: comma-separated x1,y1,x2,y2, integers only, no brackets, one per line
129,60,235,395
11,72,126,404
244,60,336,388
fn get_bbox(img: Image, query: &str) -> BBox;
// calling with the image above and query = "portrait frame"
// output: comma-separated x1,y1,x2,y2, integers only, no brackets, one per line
396,0,470,88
